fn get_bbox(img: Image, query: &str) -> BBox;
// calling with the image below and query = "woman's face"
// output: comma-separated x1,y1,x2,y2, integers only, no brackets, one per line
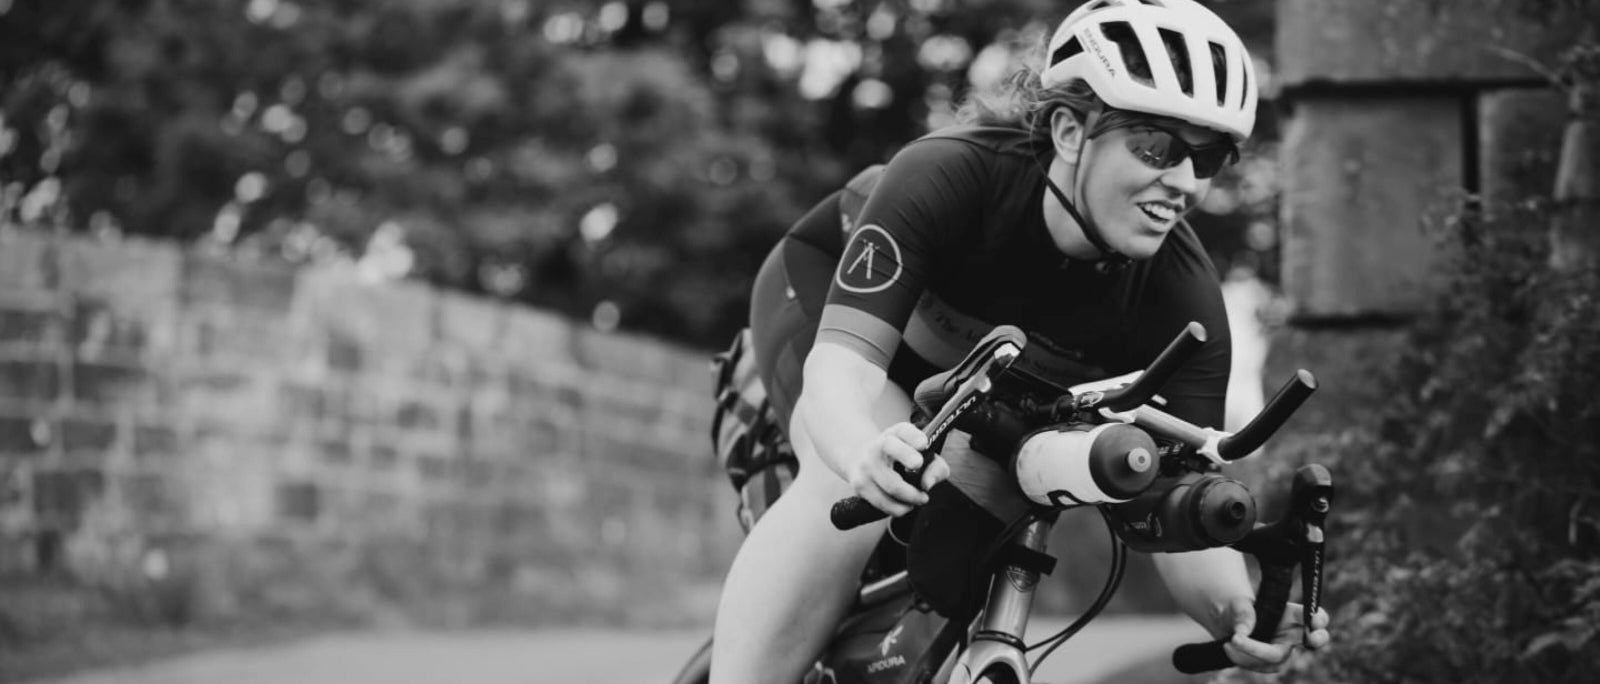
1077,121,1229,259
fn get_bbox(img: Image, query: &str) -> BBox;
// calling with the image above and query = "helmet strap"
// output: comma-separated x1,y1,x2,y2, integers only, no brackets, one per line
1037,119,1131,274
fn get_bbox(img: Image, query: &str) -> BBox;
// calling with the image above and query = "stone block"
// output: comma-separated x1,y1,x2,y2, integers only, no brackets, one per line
0,416,51,454
585,433,695,477
70,298,151,362
574,327,689,382
32,468,105,529
370,441,401,469
434,291,506,353
276,481,321,522
669,354,716,398
412,345,476,389
585,382,668,430
122,472,189,528
60,417,119,454
1277,0,1591,87
0,359,61,402
458,458,497,488
0,230,57,290
321,440,353,465
58,236,183,303
326,329,363,372
181,251,297,315
70,361,148,406
187,311,291,364
296,269,436,361
498,306,576,367
396,399,443,431
1281,97,1464,320
0,306,65,354
133,424,181,459
417,454,457,482
179,373,284,435
1480,87,1568,203
505,365,580,404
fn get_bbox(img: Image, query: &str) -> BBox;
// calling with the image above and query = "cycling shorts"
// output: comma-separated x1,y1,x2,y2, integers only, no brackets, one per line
749,207,842,434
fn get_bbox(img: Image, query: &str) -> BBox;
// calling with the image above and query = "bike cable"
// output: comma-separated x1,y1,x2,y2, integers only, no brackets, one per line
1026,506,1128,674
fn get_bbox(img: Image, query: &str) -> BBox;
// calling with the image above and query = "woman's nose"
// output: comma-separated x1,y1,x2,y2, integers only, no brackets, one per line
1158,157,1202,198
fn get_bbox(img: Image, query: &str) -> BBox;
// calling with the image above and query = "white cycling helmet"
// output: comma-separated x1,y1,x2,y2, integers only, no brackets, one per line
1041,0,1257,142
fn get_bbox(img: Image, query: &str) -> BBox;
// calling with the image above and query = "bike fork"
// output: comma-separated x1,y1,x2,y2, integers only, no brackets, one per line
948,515,1056,684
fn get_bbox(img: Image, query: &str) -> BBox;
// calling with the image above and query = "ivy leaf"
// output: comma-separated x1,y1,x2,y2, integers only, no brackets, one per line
1523,631,1568,659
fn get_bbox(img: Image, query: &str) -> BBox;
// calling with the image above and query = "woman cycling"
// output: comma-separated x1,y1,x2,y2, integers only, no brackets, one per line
712,1,1330,681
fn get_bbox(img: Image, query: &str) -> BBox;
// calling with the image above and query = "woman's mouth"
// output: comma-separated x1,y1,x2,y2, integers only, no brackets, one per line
1137,201,1179,224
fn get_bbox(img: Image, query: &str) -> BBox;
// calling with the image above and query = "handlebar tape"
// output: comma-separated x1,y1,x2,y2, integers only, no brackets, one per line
830,459,926,530
830,495,890,530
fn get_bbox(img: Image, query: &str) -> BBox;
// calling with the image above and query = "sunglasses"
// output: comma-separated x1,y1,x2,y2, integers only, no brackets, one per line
1121,126,1240,179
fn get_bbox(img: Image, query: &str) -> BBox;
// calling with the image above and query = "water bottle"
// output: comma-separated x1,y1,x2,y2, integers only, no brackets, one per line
1012,423,1160,507
1107,471,1257,553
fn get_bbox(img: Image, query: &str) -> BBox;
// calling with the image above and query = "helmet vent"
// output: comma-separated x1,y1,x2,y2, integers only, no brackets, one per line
1209,41,1228,107
1051,36,1085,68
1240,57,1252,109
1100,22,1154,88
1157,28,1194,97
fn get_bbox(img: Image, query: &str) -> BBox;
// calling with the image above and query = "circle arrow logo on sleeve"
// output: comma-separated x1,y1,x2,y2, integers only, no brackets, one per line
835,224,903,294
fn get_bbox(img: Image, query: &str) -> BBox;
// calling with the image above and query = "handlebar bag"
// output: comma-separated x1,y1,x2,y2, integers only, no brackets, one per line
905,432,1033,619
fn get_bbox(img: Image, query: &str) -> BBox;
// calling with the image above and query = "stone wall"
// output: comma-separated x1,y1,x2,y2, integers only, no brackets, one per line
0,227,739,631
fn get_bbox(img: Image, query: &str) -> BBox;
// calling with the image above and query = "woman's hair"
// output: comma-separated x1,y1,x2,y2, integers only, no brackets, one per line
953,25,1199,149
955,69,1101,149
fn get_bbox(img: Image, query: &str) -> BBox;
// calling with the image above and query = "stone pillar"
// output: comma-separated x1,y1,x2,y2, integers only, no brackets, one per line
1267,1,1585,475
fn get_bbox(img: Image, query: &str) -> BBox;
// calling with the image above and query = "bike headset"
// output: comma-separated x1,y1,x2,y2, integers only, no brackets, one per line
1033,0,1257,271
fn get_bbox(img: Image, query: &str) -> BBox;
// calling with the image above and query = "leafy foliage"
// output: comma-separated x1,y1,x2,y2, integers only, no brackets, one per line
0,0,1277,348
1242,197,1600,683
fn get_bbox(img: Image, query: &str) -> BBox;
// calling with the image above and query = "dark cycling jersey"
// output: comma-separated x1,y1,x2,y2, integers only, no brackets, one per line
761,124,1231,431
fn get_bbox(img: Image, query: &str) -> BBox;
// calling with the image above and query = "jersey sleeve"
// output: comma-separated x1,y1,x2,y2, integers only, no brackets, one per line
815,137,989,368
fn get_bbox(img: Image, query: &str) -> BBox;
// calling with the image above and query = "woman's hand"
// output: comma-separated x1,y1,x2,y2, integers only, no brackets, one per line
1220,597,1331,673
841,422,950,517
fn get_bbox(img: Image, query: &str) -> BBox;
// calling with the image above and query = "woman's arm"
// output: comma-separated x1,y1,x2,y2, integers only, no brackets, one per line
1152,547,1254,638
1155,548,1331,673
793,341,949,516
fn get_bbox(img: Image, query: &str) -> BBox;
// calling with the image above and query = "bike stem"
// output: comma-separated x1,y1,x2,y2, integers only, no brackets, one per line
950,514,1058,684
975,517,1055,645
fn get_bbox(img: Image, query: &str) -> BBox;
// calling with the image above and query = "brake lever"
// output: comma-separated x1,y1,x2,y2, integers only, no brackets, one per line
829,328,1026,531
1172,464,1334,674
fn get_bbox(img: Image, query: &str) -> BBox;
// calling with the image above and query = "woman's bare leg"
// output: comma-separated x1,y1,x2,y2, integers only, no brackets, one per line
709,411,889,684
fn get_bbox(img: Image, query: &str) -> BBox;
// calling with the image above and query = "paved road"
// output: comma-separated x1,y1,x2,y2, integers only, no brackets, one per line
29,615,1204,684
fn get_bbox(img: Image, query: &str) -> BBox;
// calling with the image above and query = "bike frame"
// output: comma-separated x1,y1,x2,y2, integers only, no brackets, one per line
946,516,1055,684
839,515,1059,684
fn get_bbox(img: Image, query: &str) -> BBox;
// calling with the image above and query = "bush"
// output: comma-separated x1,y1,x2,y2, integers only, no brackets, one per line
1249,198,1600,683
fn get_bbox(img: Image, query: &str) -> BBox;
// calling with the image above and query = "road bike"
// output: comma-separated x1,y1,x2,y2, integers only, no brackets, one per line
673,323,1332,684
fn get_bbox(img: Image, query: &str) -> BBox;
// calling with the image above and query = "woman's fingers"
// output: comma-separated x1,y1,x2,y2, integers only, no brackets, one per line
850,422,936,516
919,455,950,490
880,426,927,471
1223,632,1291,674
869,454,927,506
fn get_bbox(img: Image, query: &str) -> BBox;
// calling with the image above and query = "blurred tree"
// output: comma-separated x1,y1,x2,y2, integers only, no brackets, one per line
0,0,1281,347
